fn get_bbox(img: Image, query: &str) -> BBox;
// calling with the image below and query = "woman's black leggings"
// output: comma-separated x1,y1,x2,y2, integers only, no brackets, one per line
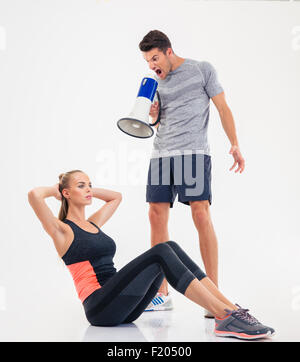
83,241,206,326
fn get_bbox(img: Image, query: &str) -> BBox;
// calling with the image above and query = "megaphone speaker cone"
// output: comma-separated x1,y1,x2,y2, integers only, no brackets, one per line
117,118,154,139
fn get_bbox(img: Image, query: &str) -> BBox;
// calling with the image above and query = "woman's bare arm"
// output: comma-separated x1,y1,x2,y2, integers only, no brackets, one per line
88,188,122,228
28,185,69,254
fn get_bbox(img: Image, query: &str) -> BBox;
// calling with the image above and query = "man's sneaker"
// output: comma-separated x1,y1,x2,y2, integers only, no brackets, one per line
145,292,174,311
214,304,275,340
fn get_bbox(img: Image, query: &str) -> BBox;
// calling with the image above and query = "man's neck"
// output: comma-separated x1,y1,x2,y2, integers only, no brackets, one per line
171,56,185,72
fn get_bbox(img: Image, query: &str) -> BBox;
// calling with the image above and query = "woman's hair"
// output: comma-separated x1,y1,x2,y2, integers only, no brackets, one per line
58,170,83,220
139,30,172,53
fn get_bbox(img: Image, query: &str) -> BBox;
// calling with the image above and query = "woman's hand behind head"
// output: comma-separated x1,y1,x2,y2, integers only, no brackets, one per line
53,183,62,201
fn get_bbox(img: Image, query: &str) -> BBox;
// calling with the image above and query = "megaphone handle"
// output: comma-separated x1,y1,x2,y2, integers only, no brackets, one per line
149,91,161,126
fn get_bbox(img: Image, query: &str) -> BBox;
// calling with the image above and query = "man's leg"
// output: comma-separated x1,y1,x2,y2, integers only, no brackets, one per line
190,200,219,287
148,202,170,296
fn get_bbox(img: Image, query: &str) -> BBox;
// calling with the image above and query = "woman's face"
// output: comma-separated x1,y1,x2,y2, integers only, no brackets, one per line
62,172,93,206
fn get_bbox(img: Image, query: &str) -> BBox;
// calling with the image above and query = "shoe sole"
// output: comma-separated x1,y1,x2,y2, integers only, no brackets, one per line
214,329,273,340
144,307,174,312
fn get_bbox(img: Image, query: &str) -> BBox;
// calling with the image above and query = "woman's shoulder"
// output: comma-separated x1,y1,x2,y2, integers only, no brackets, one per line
52,219,75,258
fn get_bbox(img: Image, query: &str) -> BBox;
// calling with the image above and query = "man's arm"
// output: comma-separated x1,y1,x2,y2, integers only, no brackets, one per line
211,92,238,146
211,92,245,173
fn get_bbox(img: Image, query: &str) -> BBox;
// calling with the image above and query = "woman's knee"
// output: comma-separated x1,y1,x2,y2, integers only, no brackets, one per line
151,242,172,255
165,240,179,249
151,241,180,254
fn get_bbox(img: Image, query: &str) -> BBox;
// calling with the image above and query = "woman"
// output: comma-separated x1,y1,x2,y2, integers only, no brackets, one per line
28,169,274,340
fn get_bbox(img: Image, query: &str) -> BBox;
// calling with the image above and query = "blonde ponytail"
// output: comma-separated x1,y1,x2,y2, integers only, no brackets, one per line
58,170,83,220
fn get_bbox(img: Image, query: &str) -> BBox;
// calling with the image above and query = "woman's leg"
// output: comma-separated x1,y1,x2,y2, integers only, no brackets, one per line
123,242,236,322
84,242,236,326
165,241,236,311
122,274,164,324
184,278,235,318
83,263,164,326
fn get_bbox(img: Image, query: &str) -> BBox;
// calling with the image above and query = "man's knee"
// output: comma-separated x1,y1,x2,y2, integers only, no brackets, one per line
190,201,210,224
148,203,169,226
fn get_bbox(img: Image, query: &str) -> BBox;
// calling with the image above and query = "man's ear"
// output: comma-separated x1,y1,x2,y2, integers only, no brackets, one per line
166,48,173,57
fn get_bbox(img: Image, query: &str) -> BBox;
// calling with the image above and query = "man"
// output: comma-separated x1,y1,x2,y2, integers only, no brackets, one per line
139,30,245,316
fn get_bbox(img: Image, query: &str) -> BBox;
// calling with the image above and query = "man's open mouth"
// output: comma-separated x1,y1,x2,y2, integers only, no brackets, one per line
155,68,162,76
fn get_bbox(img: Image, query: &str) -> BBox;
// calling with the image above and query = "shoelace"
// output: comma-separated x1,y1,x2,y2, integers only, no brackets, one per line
231,304,260,325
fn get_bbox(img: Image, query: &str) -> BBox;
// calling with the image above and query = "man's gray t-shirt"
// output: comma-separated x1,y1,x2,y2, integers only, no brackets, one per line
151,59,224,159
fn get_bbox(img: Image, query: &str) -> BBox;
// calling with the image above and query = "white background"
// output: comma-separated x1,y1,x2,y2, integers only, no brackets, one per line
0,0,299,341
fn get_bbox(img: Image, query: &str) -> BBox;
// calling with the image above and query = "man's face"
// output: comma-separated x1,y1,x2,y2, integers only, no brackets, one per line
142,47,172,80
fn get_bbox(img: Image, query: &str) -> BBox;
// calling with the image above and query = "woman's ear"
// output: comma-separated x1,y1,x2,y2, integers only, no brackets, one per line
62,189,70,199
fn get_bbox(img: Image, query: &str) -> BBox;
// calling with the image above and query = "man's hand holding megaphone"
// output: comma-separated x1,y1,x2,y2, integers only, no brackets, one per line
117,76,161,138
150,101,160,129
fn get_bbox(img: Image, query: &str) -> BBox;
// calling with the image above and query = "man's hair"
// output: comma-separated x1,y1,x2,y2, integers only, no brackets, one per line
139,30,172,53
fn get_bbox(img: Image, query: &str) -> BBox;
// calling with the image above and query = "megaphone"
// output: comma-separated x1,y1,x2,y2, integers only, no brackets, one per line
117,75,161,138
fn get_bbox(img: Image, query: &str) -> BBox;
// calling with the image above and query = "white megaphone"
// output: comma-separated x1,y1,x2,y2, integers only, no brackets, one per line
117,75,161,138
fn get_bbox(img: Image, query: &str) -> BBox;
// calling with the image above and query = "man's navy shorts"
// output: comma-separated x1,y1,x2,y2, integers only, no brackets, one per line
146,153,212,208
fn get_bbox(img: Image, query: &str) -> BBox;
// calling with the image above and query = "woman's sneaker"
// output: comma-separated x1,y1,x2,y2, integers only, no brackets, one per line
214,304,275,340
144,292,174,311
